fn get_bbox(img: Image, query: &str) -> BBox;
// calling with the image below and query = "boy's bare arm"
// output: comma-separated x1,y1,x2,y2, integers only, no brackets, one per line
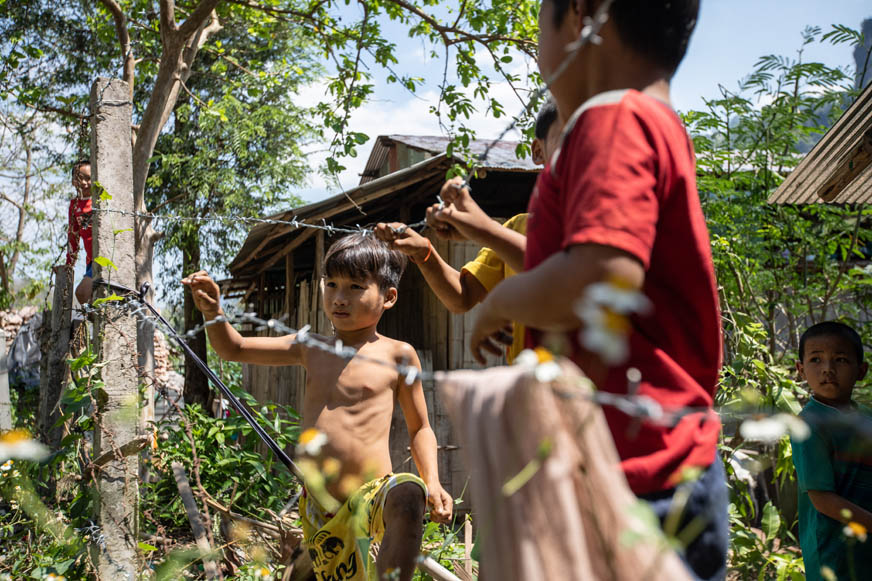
426,177,527,272
374,223,487,313
808,490,872,530
182,271,304,366
394,343,453,523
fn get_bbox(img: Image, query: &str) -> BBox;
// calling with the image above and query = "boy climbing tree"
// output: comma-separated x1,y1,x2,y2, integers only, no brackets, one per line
67,160,94,305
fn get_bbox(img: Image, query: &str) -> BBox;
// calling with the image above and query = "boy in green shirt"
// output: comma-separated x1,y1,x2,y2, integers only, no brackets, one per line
791,321,872,580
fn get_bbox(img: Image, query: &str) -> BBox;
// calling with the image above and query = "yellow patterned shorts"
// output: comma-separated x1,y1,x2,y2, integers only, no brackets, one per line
299,473,428,581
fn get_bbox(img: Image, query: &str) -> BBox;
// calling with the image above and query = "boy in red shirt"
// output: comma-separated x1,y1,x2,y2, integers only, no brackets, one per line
67,160,94,305
469,1,727,579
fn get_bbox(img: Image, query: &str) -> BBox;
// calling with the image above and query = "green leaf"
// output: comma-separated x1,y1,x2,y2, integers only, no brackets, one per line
113,228,133,235
93,256,117,270
761,502,781,541
93,181,112,201
92,293,124,307
138,542,159,553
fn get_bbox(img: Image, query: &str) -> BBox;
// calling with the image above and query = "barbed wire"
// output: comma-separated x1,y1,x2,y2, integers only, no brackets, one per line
84,290,725,432
88,207,426,237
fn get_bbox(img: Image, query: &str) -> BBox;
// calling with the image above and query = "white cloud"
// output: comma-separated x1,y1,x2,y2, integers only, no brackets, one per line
295,54,537,204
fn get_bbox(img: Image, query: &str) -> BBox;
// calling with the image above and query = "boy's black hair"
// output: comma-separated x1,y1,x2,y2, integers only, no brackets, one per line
72,159,90,178
324,233,407,292
534,98,559,140
549,0,699,75
798,321,864,363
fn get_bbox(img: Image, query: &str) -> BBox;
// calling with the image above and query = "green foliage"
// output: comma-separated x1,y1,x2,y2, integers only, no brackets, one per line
686,24,872,578
142,397,301,536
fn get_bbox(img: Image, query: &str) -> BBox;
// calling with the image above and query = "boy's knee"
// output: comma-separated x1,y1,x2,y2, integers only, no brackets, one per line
384,483,425,521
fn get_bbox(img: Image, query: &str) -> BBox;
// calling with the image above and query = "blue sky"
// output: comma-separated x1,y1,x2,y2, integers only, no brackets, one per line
297,0,872,204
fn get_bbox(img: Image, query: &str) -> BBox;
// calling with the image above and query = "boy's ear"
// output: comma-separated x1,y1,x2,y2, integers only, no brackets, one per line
859,361,868,382
795,360,806,380
531,138,545,166
382,286,398,310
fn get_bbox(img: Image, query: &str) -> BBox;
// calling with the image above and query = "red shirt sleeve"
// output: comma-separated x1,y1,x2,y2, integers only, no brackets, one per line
557,102,659,269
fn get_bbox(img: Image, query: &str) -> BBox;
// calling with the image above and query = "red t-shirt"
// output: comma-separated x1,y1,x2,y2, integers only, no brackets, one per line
67,197,93,266
525,90,722,495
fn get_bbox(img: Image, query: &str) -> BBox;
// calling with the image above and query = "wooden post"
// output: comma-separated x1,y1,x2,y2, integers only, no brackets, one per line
464,519,473,577
172,462,220,580
284,254,294,318
38,265,74,448
90,77,139,579
312,231,325,333
0,329,11,431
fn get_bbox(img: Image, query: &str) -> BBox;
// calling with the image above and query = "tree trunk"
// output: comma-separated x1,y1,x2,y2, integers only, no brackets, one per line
130,4,222,429
182,228,211,410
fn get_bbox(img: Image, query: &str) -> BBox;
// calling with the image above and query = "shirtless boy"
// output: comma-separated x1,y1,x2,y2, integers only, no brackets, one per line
183,233,452,581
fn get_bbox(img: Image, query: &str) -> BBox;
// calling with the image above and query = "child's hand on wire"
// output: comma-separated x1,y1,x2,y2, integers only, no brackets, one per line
425,202,465,241
469,296,514,365
181,270,222,318
429,177,496,243
374,223,432,263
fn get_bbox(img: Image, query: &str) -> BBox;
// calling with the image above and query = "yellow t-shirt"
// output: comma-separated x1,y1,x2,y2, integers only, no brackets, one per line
461,213,527,363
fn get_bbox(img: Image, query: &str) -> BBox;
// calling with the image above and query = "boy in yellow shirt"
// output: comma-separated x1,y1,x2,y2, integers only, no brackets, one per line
375,101,561,362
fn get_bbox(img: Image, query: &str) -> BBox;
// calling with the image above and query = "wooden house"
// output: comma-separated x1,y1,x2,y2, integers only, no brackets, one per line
224,135,540,502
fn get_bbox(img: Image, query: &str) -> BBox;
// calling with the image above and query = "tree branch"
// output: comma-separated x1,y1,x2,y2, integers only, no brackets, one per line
160,0,177,36
178,0,223,37
0,192,24,211
97,0,135,96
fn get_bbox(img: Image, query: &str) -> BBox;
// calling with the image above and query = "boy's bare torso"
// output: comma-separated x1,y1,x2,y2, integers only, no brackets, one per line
300,333,408,499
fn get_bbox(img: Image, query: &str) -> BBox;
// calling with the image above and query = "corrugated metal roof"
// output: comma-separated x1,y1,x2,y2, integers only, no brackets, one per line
360,134,536,184
768,82,872,204
228,154,451,275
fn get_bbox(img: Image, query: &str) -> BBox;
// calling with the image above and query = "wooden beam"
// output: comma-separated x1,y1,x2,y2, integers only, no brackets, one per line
233,222,296,271
39,265,74,448
258,273,266,317
254,227,319,276
311,231,325,333
284,254,295,318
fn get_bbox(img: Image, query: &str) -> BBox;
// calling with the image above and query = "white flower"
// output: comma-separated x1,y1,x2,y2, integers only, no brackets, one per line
296,429,328,456
739,417,786,443
778,413,810,442
513,349,539,368
515,348,564,382
534,361,562,383
575,279,651,366
0,430,49,462
739,414,810,444
843,522,868,542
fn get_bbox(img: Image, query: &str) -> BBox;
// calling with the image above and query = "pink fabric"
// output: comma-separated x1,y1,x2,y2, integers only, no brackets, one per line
438,360,691,581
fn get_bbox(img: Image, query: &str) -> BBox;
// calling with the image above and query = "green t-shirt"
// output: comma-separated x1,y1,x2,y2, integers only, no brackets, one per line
790,397,872,580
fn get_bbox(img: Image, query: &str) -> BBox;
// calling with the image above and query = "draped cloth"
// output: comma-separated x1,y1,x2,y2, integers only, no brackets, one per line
437,360,691,581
